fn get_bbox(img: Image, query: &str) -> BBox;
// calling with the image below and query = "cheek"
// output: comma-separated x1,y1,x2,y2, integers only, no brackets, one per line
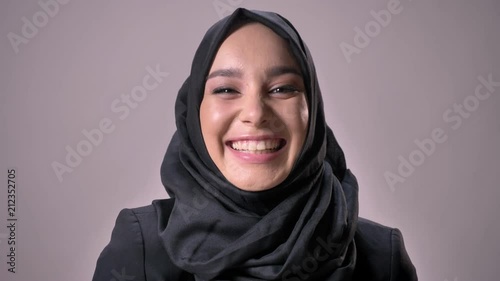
285,104,308,165
300,105,309,135
294,111,309,150
200,99,232,149
299,96,309,135
282,98,309,140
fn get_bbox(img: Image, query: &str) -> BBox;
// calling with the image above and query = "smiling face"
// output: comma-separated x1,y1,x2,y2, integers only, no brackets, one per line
200,22,309,191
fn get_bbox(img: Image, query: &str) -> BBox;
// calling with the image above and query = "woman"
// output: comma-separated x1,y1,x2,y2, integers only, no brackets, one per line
93,8,417,281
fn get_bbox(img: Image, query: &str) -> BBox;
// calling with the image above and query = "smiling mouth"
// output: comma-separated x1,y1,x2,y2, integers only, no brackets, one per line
227,139,286,153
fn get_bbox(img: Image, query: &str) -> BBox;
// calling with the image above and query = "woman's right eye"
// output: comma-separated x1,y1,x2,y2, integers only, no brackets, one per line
212,87,238,94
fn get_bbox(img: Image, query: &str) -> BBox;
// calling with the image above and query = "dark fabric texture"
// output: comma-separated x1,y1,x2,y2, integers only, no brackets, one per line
159,8,358,280
91,199,418,281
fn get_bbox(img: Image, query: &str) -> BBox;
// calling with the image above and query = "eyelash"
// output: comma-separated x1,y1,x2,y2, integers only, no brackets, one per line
270,85,300,94
212,85,300,95
213,87,238,94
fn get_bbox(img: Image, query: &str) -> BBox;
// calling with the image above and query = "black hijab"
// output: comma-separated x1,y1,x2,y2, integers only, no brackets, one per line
160,8,359,280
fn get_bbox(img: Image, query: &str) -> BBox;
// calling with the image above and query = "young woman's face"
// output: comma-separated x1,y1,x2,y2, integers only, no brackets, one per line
200,22,308,191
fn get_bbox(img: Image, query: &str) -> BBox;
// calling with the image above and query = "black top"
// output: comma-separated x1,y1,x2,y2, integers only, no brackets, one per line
92,199,417,281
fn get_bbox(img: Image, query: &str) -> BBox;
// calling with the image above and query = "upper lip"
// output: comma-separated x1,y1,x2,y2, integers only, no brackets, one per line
226,135,285,142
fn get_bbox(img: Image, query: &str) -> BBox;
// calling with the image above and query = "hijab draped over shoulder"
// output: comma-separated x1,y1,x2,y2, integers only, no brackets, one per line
160,8,359,281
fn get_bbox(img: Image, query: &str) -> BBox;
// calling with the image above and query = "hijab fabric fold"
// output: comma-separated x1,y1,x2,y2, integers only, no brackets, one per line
160,8,359,280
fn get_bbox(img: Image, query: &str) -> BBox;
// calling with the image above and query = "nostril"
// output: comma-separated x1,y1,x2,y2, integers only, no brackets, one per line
238,102,272,126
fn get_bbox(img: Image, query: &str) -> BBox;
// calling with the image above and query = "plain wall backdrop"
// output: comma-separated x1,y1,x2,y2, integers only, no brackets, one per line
1,0,499,280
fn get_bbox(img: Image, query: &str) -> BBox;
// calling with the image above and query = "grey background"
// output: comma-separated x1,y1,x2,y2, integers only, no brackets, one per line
1,1,499,280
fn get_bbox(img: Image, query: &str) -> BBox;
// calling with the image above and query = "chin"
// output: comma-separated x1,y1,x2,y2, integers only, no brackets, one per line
231,175,286,192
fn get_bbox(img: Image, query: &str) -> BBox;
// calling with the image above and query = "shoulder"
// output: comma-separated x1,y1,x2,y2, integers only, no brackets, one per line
353,217,418,281
127,198,175,227
92,206,147,280
92,198,192,281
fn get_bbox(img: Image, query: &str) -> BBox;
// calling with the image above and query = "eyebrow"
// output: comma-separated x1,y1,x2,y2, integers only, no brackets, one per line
206,68,243,80
206,65,302,80
265,65,302,78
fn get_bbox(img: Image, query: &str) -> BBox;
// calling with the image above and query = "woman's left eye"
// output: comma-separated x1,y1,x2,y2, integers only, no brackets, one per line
269,85,300,94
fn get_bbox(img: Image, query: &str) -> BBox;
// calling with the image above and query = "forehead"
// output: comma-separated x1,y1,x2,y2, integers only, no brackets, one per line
210,22,300,69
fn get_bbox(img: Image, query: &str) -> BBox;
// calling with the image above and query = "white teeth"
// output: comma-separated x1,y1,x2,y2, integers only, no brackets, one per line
256,141,266,150
248,141,256,151
230,140,281,152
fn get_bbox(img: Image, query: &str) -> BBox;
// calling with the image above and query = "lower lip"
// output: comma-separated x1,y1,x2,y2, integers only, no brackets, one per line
227,144,284,163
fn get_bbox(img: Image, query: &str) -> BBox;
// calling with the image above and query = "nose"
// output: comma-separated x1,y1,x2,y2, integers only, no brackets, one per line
238,91,271,127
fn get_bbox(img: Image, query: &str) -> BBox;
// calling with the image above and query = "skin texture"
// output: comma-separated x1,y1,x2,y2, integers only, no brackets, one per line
200,22,309,191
